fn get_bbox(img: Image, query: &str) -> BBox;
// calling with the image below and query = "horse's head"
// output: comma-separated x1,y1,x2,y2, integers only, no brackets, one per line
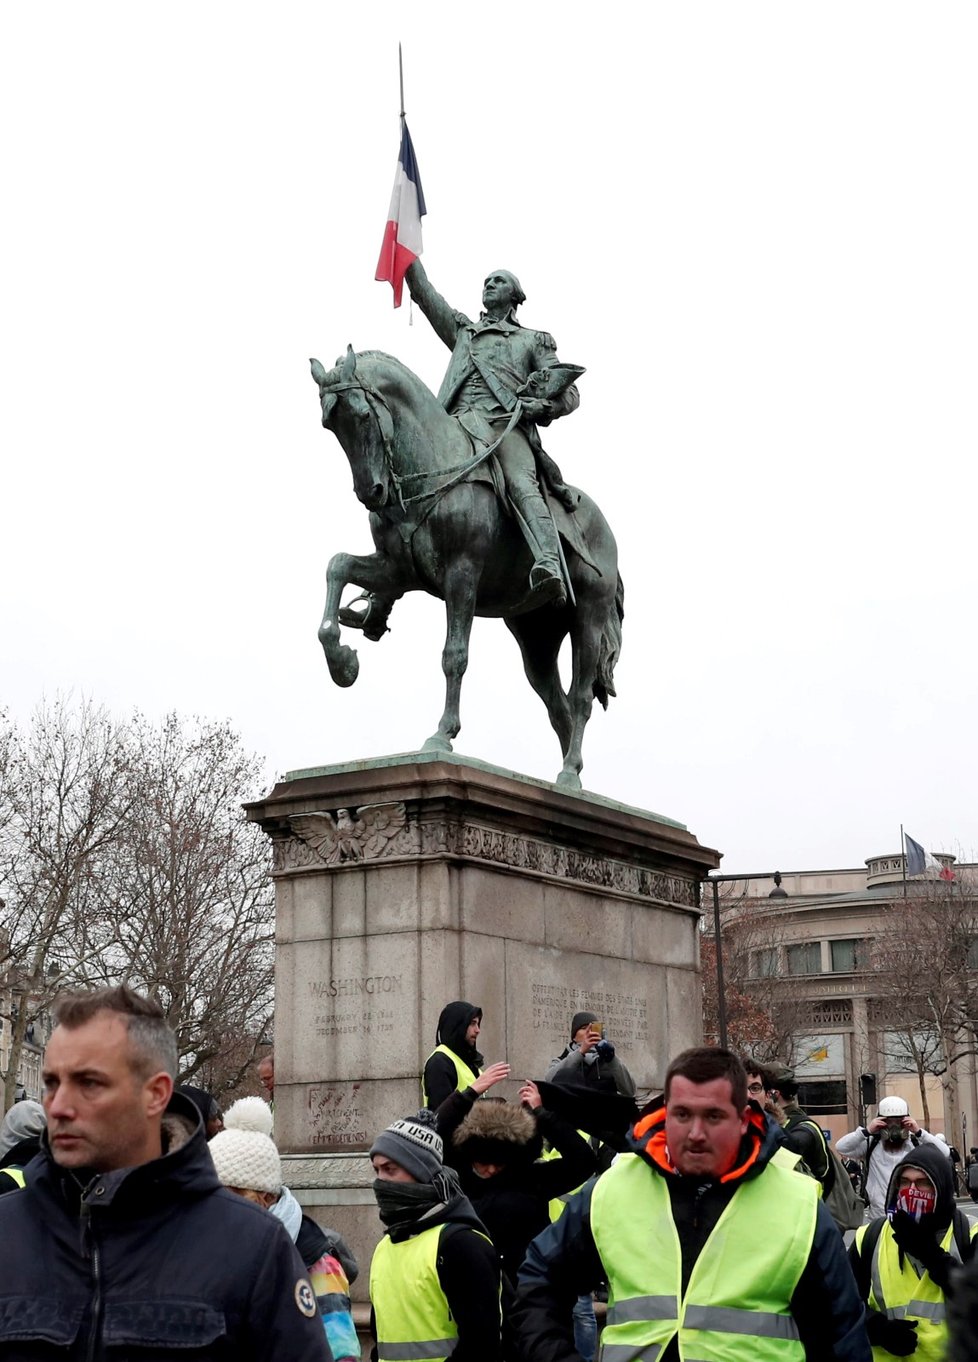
310,346,393,511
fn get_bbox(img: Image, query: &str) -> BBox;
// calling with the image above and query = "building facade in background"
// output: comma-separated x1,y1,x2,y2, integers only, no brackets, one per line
710,852,978,1148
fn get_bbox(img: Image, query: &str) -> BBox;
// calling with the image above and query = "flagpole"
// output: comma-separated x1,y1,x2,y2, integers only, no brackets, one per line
398,44,412,323
900,822,907,899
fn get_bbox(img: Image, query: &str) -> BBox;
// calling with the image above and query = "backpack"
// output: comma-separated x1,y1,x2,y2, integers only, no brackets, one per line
821,1140,868,1231
789,1115,866,1231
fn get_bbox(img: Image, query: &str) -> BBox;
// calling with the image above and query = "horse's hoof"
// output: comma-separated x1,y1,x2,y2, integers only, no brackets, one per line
422,733,454,754
325,644,359,688
555,769,582,791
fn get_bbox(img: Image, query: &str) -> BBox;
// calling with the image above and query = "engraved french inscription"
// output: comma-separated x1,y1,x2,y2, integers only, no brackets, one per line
305,1082,368,1149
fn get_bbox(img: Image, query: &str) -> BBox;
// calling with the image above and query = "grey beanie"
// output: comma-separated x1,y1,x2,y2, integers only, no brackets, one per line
370,1109,443,1182
571,1011,598,1040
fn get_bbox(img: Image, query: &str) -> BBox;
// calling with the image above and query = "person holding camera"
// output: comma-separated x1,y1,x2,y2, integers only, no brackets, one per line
544,1011,636,1100
837,1096,949,1219
544,1011,636,1362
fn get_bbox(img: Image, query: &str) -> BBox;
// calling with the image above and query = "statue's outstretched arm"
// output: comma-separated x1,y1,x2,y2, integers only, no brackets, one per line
405,261,468,352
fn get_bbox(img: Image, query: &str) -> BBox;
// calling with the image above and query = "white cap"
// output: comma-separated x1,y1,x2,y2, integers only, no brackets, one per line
878,1095,910,1118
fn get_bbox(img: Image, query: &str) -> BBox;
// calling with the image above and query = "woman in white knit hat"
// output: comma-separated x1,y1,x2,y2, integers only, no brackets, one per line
210,1097,360,1362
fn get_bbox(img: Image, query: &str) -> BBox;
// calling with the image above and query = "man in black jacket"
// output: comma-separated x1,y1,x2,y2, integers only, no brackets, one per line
0,1099,45,1194
514,1046,870,1362
369,1108,501,1362
849,1142,977,1358
764,1062,830,1184
0,985,331,1360
422,1001,488,1109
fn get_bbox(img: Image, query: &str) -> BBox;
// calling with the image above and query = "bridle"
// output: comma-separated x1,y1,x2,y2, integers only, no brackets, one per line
319,370,523,512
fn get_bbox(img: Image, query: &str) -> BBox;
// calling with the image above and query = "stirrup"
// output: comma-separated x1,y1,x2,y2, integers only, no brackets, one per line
524,563,567,611
338,593,390,640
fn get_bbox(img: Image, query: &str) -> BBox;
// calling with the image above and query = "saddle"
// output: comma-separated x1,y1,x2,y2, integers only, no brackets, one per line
454,411,598,575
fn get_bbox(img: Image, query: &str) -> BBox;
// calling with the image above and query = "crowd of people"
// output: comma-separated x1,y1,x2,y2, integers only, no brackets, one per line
2,986,978,1360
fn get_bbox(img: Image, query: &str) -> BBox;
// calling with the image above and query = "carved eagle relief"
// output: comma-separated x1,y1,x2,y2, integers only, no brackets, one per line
289,802,408,865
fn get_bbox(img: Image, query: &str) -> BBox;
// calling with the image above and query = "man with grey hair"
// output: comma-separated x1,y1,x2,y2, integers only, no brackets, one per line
0,984,332,1359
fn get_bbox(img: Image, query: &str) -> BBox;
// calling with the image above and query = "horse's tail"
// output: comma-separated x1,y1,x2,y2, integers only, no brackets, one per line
593,571,624,709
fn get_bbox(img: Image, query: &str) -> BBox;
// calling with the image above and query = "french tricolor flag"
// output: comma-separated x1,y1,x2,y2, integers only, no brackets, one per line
375,119,426,307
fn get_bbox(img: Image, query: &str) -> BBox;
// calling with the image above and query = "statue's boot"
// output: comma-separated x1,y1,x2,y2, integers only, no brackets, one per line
338,592,395,641
511,490,567,610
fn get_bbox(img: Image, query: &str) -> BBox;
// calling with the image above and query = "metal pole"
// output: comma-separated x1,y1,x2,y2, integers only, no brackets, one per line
712,877,728,1049
398,43,405,119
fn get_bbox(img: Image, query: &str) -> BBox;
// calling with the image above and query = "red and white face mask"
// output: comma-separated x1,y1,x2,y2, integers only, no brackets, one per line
894,1181,937,1221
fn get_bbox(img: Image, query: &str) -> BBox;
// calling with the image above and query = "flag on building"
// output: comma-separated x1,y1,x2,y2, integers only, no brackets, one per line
375,119,426,307
904,832,954,880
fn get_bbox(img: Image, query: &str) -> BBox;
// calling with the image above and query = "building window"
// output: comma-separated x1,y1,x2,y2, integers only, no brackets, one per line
787,942,822,976
830,939,869,973
967,937,978,969
750,948,778,978
798,1080,848,1115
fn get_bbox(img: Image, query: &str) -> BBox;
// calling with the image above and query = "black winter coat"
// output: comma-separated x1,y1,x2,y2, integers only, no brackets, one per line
0,1094,332,1361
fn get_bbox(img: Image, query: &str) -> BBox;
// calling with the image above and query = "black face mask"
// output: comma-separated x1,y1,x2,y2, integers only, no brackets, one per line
372,1176,444,1228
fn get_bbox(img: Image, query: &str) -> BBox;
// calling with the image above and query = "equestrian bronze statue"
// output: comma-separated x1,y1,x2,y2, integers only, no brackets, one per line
309,260,622,790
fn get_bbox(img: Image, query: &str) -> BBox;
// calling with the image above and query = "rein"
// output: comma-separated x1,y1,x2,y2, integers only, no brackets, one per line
320,373,522,512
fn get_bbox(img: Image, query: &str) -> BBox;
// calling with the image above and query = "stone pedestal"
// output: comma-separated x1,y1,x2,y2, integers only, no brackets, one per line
245,752,718,1294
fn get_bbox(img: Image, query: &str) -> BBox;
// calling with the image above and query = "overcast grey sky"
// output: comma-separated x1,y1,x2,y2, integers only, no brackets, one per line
3,3,976,874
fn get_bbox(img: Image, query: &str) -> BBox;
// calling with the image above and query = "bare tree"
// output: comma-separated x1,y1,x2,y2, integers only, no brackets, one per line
0,697,132,1109
99,713,274,1095
1,702,276,1109
702,893,815,1064
871,873,978,1141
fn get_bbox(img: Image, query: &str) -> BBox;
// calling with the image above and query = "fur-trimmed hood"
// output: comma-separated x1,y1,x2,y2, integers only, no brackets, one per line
453,1100,542,1166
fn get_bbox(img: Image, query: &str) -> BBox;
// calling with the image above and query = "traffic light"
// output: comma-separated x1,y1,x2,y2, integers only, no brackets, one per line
860,1073,877,1107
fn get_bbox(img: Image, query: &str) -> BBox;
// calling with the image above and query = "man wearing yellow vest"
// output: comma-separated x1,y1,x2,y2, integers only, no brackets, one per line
849,1142,977,1359
423,1001,486,1109
0,1098,46,1194
514,1046,871,1362
369,1108,502,1362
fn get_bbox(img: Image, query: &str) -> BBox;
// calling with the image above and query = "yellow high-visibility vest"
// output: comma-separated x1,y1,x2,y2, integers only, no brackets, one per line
855,1217,978,1362
420,1045,479,1105
590,1152,818,1362
370,1223,498,1362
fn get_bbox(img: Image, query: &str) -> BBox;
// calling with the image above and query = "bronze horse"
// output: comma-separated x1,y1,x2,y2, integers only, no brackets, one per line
310,347,623,790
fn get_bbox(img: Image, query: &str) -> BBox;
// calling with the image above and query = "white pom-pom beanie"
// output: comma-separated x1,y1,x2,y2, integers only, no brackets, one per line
209,1097,280,1193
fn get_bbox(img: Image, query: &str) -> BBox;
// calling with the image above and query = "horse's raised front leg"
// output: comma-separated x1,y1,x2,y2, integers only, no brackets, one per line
319,550,403,688
422,565,479,753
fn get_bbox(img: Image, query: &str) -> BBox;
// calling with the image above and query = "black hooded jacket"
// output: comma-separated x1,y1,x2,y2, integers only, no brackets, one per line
513,1102,870,1362
423,1001,484,1110
0,1135,42,1194
0,1092,331,1360
849,1141,976,1302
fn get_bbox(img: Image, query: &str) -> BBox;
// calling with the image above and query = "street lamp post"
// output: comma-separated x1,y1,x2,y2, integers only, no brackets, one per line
705,871,783,1053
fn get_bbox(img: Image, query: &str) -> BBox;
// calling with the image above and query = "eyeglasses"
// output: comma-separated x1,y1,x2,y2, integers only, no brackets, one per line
747,1082,766,1096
